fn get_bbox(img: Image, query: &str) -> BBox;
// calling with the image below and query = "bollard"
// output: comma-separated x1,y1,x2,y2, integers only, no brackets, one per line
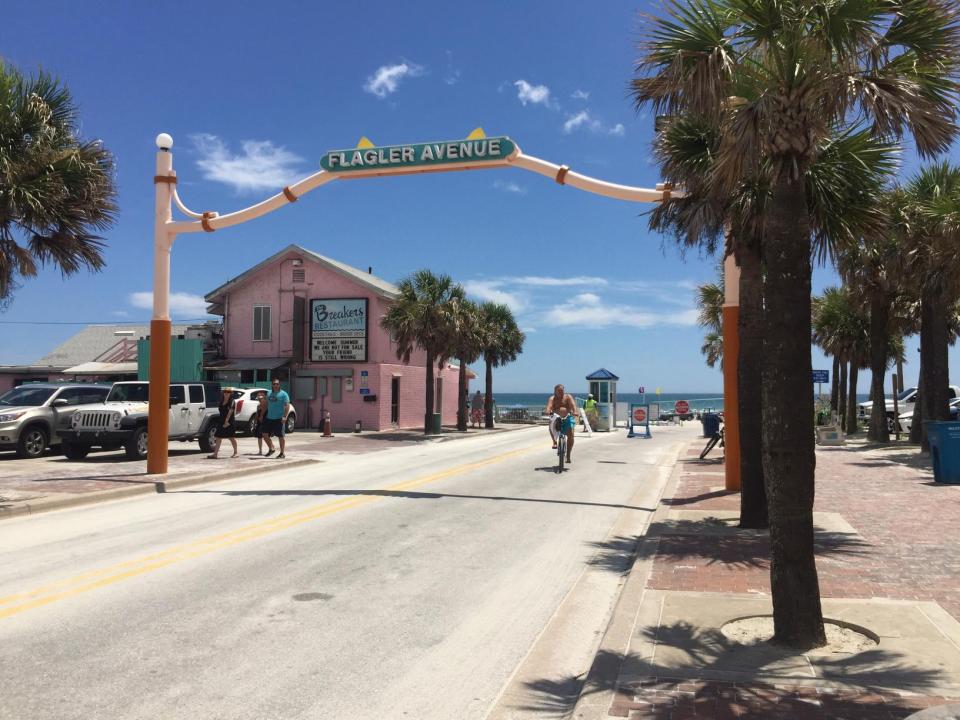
323,411,332,437
354,420,362,433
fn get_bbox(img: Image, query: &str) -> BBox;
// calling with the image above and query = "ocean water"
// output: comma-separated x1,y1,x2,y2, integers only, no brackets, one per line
491,392,872,412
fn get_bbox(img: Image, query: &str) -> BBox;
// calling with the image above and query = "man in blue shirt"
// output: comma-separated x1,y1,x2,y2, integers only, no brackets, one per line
261,378,292,458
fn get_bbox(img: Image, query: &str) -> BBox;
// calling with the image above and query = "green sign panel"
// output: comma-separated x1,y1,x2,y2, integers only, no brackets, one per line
321,136,516,173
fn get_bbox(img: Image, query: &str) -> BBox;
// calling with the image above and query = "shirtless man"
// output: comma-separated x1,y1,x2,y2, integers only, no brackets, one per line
546,384,578,463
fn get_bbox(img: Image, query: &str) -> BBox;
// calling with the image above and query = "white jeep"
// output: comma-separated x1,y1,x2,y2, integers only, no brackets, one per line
58,381,223,460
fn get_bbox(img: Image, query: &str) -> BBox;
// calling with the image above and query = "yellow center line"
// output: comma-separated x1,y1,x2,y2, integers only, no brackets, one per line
0,443,539,620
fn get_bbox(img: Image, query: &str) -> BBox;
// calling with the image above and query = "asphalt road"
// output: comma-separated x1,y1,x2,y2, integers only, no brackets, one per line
0,423,694,720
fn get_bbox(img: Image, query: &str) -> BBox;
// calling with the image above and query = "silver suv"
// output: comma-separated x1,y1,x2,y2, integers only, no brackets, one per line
0,383,111,458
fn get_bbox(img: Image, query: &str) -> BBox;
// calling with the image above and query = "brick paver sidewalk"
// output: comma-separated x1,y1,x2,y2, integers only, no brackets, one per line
611,437,960,719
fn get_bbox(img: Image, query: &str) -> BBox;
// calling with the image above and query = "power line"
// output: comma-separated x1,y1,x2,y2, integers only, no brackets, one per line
0,319,214,326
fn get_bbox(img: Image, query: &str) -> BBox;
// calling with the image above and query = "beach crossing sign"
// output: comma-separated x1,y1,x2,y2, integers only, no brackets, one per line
812,369,829,384
320,131,518,177
628,404,651,439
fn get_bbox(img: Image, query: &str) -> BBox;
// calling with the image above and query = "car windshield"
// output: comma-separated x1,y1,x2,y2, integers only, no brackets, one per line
0,386,56,407
106,384,149,402
897,387,917,401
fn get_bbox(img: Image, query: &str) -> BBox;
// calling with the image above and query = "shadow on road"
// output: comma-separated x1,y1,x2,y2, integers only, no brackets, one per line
173,487,656,513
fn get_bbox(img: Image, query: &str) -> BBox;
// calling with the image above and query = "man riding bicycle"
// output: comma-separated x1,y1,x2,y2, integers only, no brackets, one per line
546,384,578,464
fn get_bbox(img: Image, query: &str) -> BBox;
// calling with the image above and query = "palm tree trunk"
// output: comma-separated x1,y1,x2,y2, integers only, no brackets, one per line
425,351,436,435
921,285,951,453
867,295,891,442
738,240,766,529
830,355,840,417
911,356,924,445
457,361,468,431
484,359,495,429
761,171,826,649
838,361,848,433
847,364,860,436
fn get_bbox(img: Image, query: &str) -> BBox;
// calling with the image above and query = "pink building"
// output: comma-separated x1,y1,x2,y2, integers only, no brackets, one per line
204,245,469,432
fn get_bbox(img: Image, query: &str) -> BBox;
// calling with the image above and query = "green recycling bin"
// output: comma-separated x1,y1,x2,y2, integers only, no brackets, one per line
431,412,442,435
925,421,960,484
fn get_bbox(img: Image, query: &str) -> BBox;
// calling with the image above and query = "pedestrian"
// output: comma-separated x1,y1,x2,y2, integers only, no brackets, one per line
256,392,268,455
261,378,292,459
471,390,484,428
208,388,238,459
584,393,599,430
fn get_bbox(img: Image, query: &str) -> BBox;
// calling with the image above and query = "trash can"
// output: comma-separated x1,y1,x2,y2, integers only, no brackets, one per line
701,413,720,438
925,421,960,484
431,412,442,435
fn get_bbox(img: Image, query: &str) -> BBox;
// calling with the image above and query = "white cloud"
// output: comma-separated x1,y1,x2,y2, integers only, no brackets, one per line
571,89,590,100
562,110,626,137
443,51,461,85
130,291,210,318
493,180,527,195
191,134,303,193
463,281,527,314
514,80,553,107
508,275,608,287
541,294,697,330
364,61,425,98
111,310,130,318
563,111,593,133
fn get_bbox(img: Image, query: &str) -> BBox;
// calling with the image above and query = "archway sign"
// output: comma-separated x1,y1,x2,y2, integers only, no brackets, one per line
147,128,684,475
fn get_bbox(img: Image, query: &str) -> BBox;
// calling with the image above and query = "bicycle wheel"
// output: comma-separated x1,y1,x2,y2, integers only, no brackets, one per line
557,436,565,473
699,432,720,460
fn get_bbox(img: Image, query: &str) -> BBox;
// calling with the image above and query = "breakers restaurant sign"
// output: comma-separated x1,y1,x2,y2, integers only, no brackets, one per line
310,298,368,362
320,135,518,176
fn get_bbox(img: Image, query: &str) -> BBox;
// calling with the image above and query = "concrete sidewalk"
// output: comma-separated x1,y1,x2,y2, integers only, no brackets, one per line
570,437,960,719
0,423,526,520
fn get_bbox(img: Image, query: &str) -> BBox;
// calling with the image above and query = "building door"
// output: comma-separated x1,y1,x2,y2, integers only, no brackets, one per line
391,378,399,424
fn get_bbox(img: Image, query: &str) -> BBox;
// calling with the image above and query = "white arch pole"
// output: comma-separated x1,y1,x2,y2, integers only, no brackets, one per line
148,134,680,474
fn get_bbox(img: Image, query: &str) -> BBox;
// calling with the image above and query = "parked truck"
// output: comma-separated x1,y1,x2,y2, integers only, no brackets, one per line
58,380,223,460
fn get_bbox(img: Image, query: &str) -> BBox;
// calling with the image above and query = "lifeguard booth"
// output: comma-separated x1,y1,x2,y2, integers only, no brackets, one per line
586,368,619,431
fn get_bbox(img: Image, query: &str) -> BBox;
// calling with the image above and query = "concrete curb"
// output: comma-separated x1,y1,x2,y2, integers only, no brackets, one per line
0,457,319,521
571,440,690,720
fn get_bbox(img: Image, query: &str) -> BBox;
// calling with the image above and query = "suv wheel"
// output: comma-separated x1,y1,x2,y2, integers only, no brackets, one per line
887,414,896,434
247,417,259,437
285,414,296,434
62,442,91,460
125,426,149,460
199,424,217,453
17,425,48,459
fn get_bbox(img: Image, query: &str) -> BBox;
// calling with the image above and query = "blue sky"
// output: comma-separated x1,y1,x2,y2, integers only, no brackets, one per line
1,0,958,393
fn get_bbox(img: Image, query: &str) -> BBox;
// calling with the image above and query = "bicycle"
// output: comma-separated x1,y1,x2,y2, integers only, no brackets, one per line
700,425,725,460
551,414,570,473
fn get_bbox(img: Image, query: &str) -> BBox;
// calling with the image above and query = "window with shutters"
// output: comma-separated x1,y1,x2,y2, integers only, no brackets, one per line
253,305,272,341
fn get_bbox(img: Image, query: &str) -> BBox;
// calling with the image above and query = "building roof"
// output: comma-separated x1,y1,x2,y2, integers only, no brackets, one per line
204,244,400,310
34,324,189,367
586,368,620,381
64,361,139,375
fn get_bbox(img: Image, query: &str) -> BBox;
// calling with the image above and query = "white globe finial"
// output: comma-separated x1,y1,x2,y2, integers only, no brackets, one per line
155,133,174,150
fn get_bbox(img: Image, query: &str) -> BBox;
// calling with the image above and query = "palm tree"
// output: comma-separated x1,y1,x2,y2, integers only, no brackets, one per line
0,62,117,303
478,302,525,429
632,0,959,648
652,118,896,534
381,270,462,434
812,288,870,433
450,297,485,431
695,279,723,368
899,163,960,449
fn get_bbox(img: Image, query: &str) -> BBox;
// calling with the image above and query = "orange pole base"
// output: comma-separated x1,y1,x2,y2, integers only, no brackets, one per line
146,320,171,475
722,305,741,491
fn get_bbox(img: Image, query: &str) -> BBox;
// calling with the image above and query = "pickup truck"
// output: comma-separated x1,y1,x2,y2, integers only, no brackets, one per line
58,380,223,460
857,385,960,433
